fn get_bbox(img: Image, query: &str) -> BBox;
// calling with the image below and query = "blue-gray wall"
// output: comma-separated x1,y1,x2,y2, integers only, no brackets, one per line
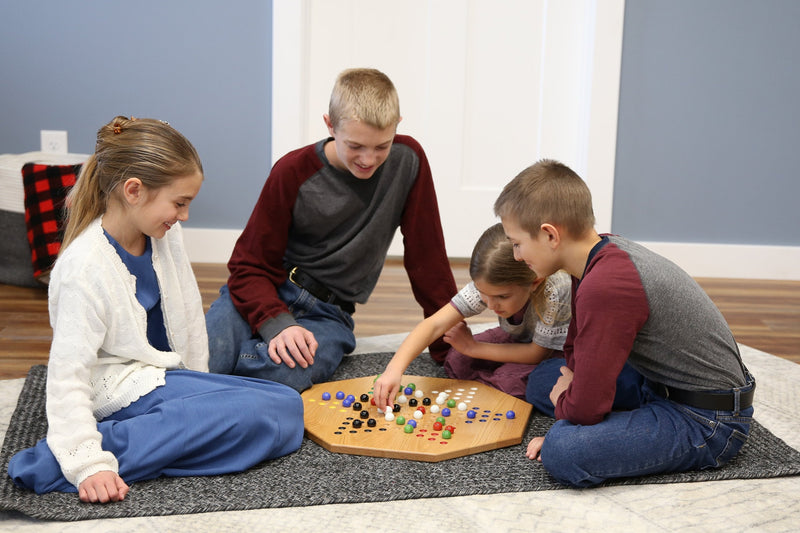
613,0,800,246
2,1,798,246
0,0,271,230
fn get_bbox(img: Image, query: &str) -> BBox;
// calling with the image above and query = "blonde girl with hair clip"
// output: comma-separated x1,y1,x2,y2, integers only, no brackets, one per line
8,116,303,504
373,223,572,410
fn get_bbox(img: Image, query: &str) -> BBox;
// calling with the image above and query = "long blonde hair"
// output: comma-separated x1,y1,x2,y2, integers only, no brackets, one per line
470,223,568,325
61,116,202,251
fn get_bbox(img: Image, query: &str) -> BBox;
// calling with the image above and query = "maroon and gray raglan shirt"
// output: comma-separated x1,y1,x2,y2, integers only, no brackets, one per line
227,135,457,358
556,235,748,425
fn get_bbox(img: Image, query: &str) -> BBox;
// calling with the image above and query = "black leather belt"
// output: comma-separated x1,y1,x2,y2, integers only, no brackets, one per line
288,266,355,314
649,380,755,411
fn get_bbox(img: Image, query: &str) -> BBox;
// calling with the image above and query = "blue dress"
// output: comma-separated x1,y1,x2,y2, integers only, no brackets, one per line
8,233,304,494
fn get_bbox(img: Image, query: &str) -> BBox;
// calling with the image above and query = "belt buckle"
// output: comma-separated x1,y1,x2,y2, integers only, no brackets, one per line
288,266,300,287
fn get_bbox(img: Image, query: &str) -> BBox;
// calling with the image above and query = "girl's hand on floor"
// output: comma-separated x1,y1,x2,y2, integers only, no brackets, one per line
78,470,129,503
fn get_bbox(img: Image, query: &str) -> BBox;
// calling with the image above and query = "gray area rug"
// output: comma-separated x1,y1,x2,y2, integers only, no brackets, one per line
2,353,800,522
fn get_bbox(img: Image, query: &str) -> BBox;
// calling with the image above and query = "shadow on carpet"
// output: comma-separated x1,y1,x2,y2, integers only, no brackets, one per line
2,353,800,521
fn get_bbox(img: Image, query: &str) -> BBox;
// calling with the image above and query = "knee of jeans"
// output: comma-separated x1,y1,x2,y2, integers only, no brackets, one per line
525,387,554,417
540,425,599,487
207,293,246,329
208,349,234,375
531,357,565,381
525,367,558,415
207,329,254,375
207,300,257,364
235,356,314,394
309,347,344,383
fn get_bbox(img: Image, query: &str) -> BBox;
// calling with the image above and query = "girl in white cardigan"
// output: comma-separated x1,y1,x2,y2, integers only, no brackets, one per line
8,116,304,503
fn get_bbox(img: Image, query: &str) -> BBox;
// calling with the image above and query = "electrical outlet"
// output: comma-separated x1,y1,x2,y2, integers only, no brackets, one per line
41,130,69,154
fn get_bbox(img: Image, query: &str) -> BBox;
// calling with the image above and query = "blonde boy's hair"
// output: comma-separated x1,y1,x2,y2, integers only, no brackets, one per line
494,159,595,238
62,116,203,251
328,68,400,130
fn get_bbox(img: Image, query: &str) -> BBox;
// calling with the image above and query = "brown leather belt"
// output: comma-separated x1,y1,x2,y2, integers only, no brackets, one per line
288,266,355,314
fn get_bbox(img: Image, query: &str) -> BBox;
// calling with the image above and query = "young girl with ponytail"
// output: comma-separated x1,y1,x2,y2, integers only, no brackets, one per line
373,223,572,409
8,116,304,503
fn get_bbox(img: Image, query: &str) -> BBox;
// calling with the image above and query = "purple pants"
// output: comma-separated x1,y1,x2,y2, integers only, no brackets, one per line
443,326,549,399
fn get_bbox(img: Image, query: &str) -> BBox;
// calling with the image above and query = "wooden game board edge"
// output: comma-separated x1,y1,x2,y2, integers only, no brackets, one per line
304,432,528,463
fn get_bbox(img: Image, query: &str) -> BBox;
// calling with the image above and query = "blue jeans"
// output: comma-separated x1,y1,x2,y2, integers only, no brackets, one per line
526,357,644,417
528,359,755,487
206,282,356,393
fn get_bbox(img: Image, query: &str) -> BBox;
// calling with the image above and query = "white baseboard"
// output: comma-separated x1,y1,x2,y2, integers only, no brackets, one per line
183,228,241,264
183,228,800,280
640,241,800,281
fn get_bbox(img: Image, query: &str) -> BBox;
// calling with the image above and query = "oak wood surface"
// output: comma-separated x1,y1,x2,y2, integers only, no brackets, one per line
300,375,533,462
0,260,797,380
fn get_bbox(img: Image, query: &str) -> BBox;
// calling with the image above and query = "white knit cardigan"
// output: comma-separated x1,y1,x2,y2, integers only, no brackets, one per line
45,217,208,488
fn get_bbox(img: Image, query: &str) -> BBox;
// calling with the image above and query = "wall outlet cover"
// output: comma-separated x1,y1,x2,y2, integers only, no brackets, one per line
41,130,68,154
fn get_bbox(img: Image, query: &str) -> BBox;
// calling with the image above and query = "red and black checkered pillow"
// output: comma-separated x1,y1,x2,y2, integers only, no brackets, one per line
22,163,82,280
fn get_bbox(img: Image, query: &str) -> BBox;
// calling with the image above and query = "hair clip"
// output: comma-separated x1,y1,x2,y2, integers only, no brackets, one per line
113,124,123,134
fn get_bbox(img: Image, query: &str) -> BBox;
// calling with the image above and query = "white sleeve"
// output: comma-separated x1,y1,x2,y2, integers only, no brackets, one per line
45,270,119,489
531,272,572,350
449,281,487,318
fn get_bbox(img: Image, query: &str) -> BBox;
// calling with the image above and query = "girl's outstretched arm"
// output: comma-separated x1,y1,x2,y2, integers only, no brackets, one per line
372,304,463,411
443,322,553,364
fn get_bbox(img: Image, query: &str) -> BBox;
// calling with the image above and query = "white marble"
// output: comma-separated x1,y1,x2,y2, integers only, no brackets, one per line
1,328,798,533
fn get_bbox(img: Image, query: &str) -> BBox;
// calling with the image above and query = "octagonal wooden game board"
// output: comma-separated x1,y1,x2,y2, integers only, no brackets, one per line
301,375,533,462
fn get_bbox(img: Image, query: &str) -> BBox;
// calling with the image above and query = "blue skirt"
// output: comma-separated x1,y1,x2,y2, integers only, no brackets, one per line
8,370,304,494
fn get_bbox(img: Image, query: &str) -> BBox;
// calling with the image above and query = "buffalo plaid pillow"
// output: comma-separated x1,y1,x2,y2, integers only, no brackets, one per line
22,162,82,281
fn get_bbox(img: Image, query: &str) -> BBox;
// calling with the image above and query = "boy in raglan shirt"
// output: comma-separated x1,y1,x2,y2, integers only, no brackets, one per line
495,159,755,487
206,68,456,393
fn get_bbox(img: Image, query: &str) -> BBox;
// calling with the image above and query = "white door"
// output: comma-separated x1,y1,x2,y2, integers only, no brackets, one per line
272,0,624,257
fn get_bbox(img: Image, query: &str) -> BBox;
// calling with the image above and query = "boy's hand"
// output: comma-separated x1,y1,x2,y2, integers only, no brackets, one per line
78,471,129,503
525,436,545,461
442,322,475,354
373,370,401,412
268,325,318,368
549,365,574,406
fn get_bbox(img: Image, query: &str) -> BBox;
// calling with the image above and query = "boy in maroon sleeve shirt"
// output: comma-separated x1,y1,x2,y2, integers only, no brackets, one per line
495,159,754,486
205,68,457,393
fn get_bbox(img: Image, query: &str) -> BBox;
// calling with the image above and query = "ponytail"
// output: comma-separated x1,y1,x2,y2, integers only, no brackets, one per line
61,155,103,251
59,115,202,254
